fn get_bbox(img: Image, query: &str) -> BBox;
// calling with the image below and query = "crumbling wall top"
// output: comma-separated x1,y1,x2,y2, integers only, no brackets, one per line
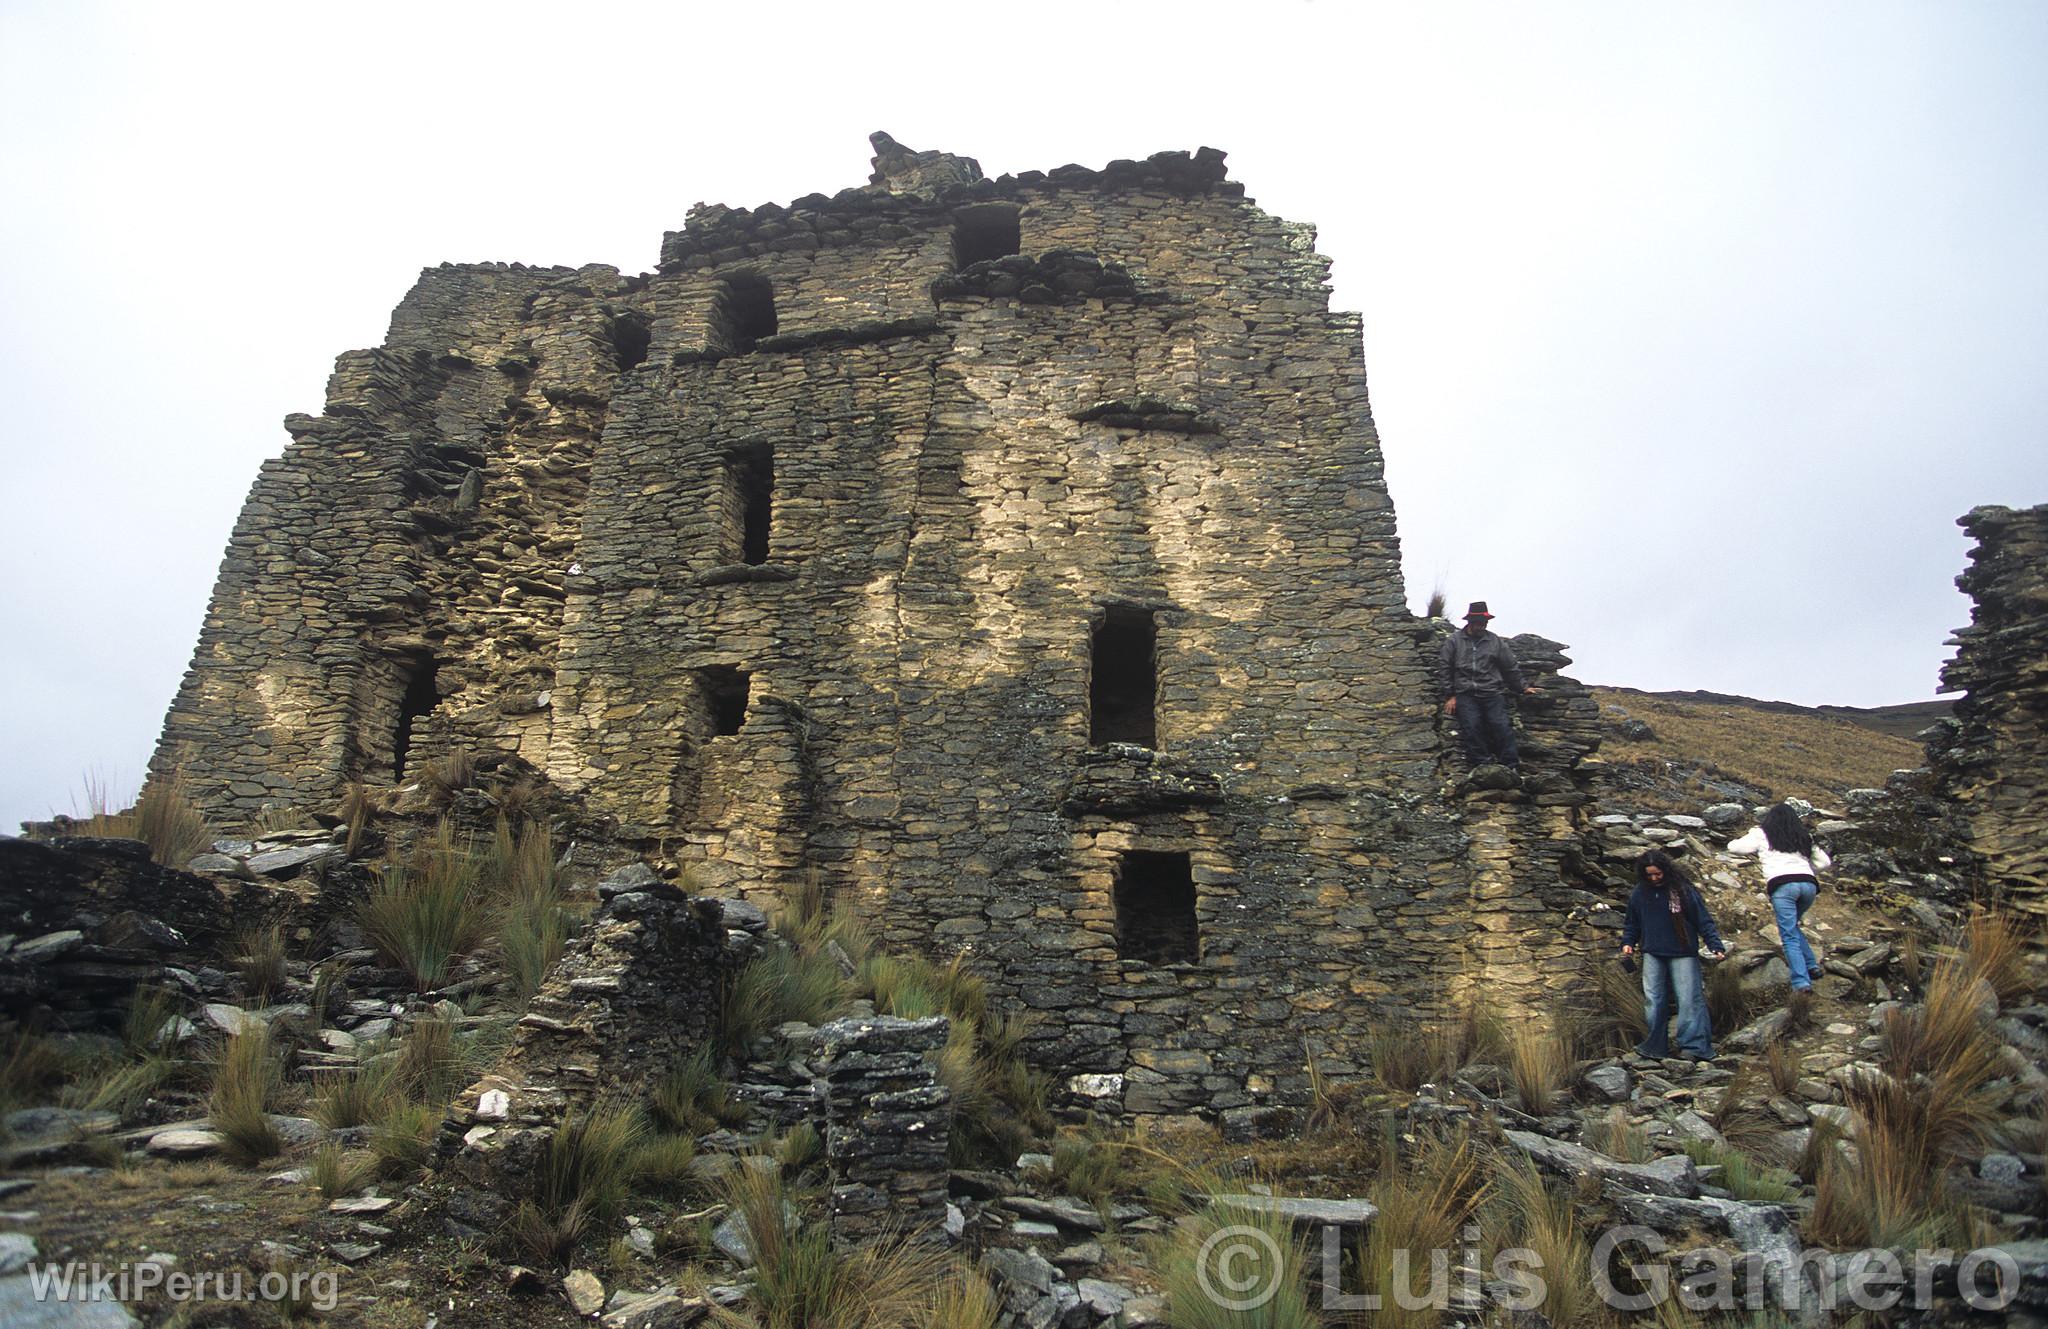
661,132,1236,272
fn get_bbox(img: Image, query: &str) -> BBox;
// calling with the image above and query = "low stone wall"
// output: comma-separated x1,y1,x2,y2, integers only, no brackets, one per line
811,1015,953,1245
440,872,737,1201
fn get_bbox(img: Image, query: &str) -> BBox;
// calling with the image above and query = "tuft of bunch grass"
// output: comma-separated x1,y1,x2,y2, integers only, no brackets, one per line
134,767,215,868
1586,1105,1651,1163
487,819,579,1000
649,1045,748,1135
512,1101,645,1266
1806,1061,1997,1249
61,986,187,1118
1488,1159,1604,1329
729,1164,947,1329
234,921,288,1002
1962,906,2030,1005
925,1265,1002,1329
1884,951,2000,1080
1048,1129,1137,1205
1163,1196,1319,1329
1705,958,1756,1036
1357,1126,1489,1329
0,1030,72,1116
65,1054,175,1118
722,944,848,1053
369,1102,441,1179
208,1025,282,1164
357,821,490,992
1506,1020,1571,1116
1764,1040,1798,1096
417,749,477,808
122,985,183,1054
312,1065,398,1131
774,1121,822,1172
339,782,380,859
1572,960,1650,1057
626,1133,699,1198
1678,1137,1798,1203
311,1141,377,1198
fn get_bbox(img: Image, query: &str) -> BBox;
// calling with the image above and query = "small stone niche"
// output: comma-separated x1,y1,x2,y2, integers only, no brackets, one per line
721,446,773,566
1114,851,1197,964
952,203,1021,269
700,666,752,736
392,653,439,780
610,312,652,371
1089,607,1157,746
711,271,777,353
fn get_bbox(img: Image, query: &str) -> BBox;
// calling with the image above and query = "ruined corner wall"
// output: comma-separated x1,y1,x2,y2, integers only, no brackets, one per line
150,263,653,813
1930,502,2048,909
154,136,1611,1113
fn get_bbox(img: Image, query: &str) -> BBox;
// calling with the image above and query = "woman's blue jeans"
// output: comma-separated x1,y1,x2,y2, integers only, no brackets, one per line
1771,880,1820,991
1637,954,1712,1060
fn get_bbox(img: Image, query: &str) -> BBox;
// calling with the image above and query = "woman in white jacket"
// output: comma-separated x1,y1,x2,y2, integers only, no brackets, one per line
1727,803,1830,995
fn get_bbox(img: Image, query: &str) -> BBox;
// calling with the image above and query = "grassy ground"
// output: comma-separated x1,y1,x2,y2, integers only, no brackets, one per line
1592,686,1924,807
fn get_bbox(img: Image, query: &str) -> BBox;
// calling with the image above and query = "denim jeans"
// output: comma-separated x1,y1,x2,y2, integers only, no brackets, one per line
1453,692,1519,767
1637,953,1712,1060
1770,880,1820,991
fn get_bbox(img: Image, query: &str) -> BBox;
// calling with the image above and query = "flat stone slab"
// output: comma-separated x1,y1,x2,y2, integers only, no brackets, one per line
327,1195,395,1214
201,1003,261,1037
246,844,340,878
11,932,83,963
1502,1130,1700,1198
0,1274,139,1329
146,1129,226,1159
599,1289,709,1328
4,1109,118,1141
0,1234,36,1277
1000,1195,1107,1232
1207,1194,1379,1229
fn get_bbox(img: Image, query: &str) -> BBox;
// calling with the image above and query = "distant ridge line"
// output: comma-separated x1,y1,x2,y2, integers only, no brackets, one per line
1592,687,1954,743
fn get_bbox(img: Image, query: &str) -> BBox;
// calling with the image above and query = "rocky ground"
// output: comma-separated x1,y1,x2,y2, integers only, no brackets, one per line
5,733,2048,1328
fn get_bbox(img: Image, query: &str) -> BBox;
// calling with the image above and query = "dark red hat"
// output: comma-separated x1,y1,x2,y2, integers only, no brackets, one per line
1463,601,1494,620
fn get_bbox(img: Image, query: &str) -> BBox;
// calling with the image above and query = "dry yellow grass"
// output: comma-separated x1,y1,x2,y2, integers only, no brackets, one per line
1591,688,1921,806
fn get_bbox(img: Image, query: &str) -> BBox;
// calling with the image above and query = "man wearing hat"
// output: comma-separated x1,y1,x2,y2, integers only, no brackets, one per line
1438,601,1538,770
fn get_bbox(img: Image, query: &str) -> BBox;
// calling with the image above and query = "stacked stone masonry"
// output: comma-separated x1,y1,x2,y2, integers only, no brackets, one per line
811,1015,954,1244
1931,503,2048,910
153,133,1613,1112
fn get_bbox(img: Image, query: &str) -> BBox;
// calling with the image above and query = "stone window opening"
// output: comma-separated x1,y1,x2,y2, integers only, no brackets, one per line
610,313,652,371
713,272,777,352
1113,851,1197,964
393,653,439,781
723,446,774,565
952,204,1022,270
1089,607,1157,746
701,666,752,736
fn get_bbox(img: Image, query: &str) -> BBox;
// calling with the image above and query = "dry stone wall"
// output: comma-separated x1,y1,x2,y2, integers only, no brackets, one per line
154,133,1613,1113
1930,502,2048,909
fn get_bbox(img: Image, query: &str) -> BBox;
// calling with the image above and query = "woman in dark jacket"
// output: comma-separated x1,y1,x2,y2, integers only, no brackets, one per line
1619,850,1727,1061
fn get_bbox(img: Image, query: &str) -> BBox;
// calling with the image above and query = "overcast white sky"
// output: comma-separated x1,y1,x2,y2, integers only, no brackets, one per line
3,1,2044,828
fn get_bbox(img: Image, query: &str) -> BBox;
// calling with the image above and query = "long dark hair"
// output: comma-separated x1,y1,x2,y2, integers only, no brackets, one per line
1634,849,1690,891
1758,803,1814,856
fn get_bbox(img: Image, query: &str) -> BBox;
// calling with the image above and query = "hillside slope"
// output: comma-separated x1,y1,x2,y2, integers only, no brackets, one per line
1589,686,1927,811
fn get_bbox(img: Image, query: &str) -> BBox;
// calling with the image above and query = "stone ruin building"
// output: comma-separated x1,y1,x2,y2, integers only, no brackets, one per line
148,132,1615,1115
1930,502,2048,912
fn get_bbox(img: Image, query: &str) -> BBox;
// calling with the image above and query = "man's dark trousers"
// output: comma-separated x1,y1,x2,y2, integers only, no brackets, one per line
1454,692,1519,767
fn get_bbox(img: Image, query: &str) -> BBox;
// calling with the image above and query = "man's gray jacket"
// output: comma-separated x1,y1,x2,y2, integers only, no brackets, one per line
1438,629,1527,699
